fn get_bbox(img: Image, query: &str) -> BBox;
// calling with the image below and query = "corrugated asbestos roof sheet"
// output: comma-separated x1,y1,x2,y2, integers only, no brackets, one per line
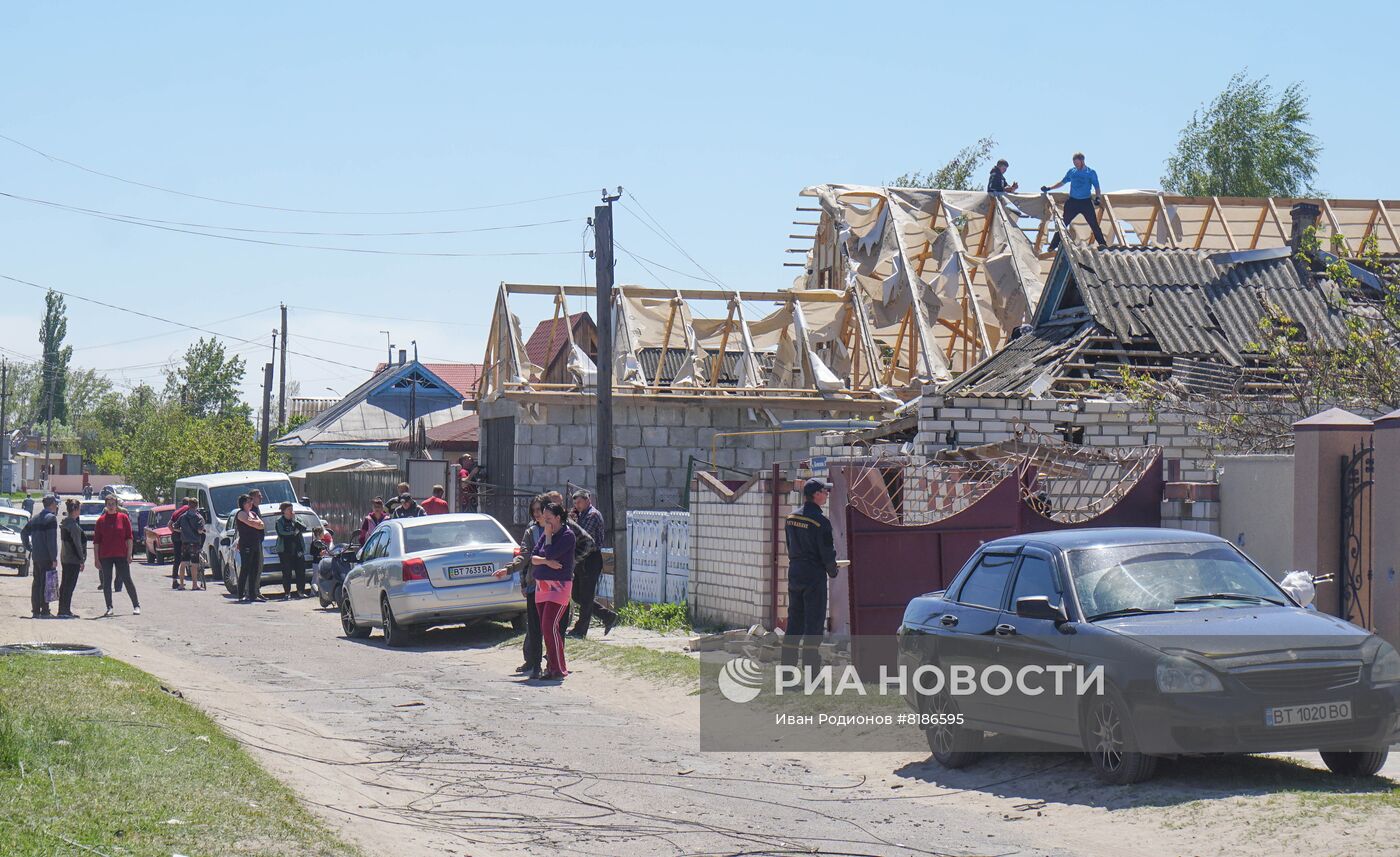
1063,242,1351,360
943,321,1093,396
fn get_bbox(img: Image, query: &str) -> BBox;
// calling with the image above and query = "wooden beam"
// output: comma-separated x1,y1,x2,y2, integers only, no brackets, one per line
1212,197,1239,251
1265,198,1289,243
1359,202,1380,249
1142,203,1160,247
1193,198,1214,249
651,298,679,387
1249,203,1269,249
1098,194,1128,245
883,307,912,386
1321,199,1346,252
1377,201,1400,253
501,389,898,413
503,283,846,302
1155,194,1179,248
709,303,735,387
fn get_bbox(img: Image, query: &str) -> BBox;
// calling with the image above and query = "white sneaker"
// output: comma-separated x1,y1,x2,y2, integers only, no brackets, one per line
103,608,114,617
133,607,141,616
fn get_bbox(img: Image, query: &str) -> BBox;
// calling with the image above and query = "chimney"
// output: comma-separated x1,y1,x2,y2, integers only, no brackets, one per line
398,348,408,365
1289,202,1321,255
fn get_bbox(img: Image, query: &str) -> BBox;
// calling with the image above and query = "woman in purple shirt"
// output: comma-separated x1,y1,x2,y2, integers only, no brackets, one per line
531,501,576,680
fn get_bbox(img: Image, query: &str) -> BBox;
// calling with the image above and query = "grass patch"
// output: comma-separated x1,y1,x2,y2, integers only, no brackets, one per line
0,653,360,856
568,637,699,685
615,600,690,634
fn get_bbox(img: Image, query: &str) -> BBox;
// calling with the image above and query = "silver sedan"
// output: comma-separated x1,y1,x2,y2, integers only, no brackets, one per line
340,513,527,646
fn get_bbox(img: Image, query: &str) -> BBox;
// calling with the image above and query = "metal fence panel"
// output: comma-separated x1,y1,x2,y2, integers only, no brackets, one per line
305,468,405,544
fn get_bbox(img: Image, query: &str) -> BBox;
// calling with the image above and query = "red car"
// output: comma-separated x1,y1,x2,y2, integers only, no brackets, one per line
143,504,178,564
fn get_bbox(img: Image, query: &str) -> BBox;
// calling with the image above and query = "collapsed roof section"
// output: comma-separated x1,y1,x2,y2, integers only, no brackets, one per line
477,282,907,414
795,186,1400,376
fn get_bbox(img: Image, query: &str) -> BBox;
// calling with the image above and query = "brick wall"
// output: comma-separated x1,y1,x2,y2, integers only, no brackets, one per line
918,392,1220,483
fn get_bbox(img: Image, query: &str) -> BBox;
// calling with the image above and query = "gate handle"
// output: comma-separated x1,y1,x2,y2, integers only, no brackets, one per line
939,614,959,627
995,623,1018,636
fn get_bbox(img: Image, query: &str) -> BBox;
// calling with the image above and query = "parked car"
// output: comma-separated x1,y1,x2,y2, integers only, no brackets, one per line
174,471,299,578
340,513,527,647
100,484,143,503
216,503,324,595
76,500,106,537
0,507,30,573
125,500,156,553
142,504,178,564
898,528,1400,784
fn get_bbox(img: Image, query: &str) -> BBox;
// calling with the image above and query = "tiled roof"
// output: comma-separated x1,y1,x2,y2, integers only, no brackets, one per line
525,313,591,370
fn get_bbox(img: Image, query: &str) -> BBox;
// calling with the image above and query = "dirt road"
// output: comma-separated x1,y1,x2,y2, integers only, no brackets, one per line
2,564,1396,857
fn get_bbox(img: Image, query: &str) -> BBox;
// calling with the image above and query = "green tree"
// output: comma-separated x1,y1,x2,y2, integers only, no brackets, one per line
33,290,73,425
1162,71,1320,197
891,137,998,191
164,338,248,419
121,403,284,499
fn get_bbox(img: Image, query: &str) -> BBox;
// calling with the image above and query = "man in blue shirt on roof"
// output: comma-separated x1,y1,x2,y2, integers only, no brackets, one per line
1041,152,1108,249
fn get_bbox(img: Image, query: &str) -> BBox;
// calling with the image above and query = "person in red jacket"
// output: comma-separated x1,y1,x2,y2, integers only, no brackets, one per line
420,484,450,515
93,495,140,617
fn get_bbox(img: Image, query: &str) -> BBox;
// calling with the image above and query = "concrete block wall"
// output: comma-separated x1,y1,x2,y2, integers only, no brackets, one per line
511,401,815,512
688,473,803,630
919,392,1220,483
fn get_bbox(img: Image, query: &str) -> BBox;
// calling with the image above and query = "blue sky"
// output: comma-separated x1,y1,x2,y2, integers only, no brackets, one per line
2,1,1397,404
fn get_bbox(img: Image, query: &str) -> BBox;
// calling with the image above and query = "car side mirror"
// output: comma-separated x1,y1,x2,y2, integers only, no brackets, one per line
1015,595,1068,623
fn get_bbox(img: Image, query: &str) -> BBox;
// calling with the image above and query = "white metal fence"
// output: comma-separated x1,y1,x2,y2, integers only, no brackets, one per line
597,511,689,604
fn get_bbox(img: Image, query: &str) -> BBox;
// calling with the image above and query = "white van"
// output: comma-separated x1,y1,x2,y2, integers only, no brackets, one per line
173,471,299,578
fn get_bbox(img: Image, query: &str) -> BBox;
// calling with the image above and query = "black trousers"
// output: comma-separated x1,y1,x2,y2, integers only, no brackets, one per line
31,565,50,615
238,545,263,599
58,561,81,615
280,551,307,594
170,537,182,579
1049,196,1107,248
100,557,138,610
781,576,828,671
570,554,616,636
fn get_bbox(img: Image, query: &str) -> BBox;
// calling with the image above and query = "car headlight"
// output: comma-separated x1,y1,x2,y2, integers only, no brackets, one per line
1156,657,1223,693
1371,643,1400,685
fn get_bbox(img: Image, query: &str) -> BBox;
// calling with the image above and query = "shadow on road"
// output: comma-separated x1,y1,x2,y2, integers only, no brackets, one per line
339,618,521,653
893,743,1396,809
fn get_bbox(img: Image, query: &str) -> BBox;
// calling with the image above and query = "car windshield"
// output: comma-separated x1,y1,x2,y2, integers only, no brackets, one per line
151,509,173,527
0,511,27,530
402,520,510,554
208,481,297,517
110,485,136,494
1069,541,1286,620
80,502,106,517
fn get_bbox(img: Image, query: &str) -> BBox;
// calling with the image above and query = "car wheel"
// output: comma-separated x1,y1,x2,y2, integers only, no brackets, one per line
923,690,983,769
341,593,371,638
221,552,238,595
381,594,414,648
318,585,333,609
510,612,527,632
1321,748,1389,777
1082,687,1158,784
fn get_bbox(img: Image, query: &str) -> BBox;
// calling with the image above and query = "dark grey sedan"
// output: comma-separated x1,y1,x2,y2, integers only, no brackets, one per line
898,528,1400,784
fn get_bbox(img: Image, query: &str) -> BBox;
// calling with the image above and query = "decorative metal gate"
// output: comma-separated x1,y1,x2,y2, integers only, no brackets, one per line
1340,441,1374,628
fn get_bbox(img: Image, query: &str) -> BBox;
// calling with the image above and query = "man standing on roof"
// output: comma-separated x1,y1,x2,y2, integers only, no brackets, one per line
987,159,1019,194
1042,152,1107,249
781,479,840,674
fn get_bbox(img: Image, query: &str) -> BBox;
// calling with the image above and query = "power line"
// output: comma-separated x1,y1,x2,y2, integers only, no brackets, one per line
0,190,574,237
0,192,587,258
0,131,598,216
1,271,371,373
72,306,278,351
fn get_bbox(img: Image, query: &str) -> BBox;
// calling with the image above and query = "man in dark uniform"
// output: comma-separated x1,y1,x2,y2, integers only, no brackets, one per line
782,478,839,673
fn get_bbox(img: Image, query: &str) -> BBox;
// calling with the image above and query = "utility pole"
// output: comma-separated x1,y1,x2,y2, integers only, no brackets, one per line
259,362,274,469
278,304,288,430
0,359,9,493
594,187,623,604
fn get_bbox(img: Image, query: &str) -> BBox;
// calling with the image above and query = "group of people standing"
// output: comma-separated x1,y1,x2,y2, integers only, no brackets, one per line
21,493,141,618
494,489,616,681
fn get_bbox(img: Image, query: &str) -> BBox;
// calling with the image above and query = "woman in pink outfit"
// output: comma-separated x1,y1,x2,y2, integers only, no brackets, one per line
531,501,575,680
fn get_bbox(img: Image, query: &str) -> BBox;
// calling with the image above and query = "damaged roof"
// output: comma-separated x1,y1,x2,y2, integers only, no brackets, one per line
945,241,1360,398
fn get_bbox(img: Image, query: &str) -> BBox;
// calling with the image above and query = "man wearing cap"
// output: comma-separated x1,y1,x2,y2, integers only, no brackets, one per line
21,495,61,617
391,492,427,519
782,478,840,673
